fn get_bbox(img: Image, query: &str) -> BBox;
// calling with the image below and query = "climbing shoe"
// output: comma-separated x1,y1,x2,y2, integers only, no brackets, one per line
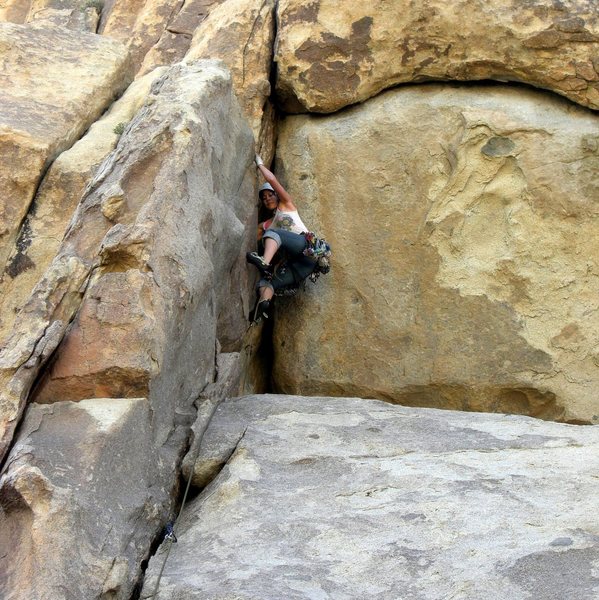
251,299,271,323
246,252,272,277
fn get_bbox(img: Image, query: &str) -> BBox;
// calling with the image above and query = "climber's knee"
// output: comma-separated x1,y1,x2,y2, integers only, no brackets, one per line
262,230,281,248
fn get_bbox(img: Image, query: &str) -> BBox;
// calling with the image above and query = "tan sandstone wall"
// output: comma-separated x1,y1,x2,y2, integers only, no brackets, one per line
273,84,599,424
0,22,131,282
275,0,599,113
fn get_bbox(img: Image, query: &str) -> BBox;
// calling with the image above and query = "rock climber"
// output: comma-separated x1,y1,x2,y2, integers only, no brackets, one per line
247,154,330,322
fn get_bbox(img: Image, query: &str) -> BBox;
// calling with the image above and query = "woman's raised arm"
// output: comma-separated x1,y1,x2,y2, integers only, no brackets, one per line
255,155,296,211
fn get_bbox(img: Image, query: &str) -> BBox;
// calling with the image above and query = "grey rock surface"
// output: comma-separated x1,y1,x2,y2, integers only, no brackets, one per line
143,395,599,600
0,399,155,600
0,61,257,598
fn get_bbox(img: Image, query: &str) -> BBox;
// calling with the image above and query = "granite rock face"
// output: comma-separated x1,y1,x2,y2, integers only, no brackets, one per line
142,395,599,599
0,398,158,600
0,69,164,349
138,0,226,75
184,0,276,148
0,22,132,279
275,0,599,113
273,84,599,423
0,61,255,462
100,0,182,72
0,0,101,31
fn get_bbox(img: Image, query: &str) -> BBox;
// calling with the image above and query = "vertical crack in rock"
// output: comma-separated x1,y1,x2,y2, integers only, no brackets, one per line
130,399,245,600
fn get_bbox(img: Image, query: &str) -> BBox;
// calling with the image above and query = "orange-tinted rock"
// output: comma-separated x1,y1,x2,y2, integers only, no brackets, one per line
0,70,163,350
184,0,276,144
275,0,599,113
138,0,225,75
273,84,599,423
101,0,183,72
0,22,131,282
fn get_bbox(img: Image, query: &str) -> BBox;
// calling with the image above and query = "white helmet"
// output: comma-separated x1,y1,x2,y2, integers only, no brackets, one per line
258,182,275,198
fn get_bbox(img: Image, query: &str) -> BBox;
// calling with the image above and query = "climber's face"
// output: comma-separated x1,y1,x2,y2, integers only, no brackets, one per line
261,189,278,210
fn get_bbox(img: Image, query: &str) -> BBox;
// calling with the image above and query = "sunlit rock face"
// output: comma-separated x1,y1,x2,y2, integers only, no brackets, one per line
0,0,101,31
0,22,132,283
0,61,256,462
142,395,599,600
183,0,276,158
0,69,164,350
275,0,599,113
99,0,182,72
273,84,599,424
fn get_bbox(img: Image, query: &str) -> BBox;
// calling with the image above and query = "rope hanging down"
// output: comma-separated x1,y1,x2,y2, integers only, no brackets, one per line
149,399,219,599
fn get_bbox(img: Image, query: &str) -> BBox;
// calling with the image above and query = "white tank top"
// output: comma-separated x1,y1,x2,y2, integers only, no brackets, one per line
267,208,309,235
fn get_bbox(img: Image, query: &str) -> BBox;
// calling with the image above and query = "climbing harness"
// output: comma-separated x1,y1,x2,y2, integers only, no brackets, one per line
303,231,331,261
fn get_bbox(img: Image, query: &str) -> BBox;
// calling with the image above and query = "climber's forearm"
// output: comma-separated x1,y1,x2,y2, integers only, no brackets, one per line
257,163,277,185
255,155,296,210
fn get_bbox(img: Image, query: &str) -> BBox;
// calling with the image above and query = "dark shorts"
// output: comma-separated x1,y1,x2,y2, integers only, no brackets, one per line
257,228,316,292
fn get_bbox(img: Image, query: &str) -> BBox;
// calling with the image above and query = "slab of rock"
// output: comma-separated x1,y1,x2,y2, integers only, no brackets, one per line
273,84,599,423
142,394,599,599
0,0,101,31
184,0,276,145
0,68,165,349
138,0,225,75
0,61,256,462
0,398,163,600
275,0,599,113
0,22,131,277
100,0,183,72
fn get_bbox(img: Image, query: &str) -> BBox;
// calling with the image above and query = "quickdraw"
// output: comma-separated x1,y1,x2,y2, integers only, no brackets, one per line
303,231,331,282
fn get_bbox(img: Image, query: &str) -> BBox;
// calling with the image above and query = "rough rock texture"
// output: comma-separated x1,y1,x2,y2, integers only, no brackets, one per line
0,0,101,31
138,0,225,76
0,69,164,349
0,61,255,462
0,398,160,600
273,84,599,423
275,0,599,113
100,0,183,73
180,351,243,485
184,0,276,145
0,22,132,278
142,395,599,600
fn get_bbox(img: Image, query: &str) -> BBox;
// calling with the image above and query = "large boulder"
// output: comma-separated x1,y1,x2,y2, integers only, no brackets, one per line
275,0,599,113
0,0,101,31
0,398,157,600
183,0,276,149
0,69,165,349
142,395,599,599
0,61,256,462
0,22,132,279
272,84,599,423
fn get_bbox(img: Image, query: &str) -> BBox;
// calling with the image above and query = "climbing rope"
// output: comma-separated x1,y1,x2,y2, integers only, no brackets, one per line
149,400,219,599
